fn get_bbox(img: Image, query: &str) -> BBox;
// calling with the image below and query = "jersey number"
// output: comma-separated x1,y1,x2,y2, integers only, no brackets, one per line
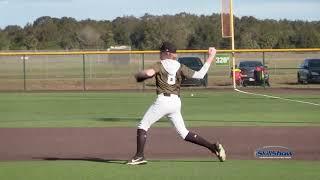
167,75,176,85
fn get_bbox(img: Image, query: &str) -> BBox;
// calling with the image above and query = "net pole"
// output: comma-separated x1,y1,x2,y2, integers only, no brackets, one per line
230,0,236,89
82,54,86,91
23,55,27,91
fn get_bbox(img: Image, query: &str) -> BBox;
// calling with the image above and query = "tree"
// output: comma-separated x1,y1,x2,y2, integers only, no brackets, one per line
22,23,39,50
238,32,260,48
4,25,26,50
187,14,222,49
76,25,103,49
57,17,80,50
112,16,140,46
33,16,60,49
0,30,10,50
0,14,320,50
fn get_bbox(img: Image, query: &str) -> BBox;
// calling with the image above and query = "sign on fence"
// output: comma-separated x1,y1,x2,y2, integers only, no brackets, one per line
215,54,231,66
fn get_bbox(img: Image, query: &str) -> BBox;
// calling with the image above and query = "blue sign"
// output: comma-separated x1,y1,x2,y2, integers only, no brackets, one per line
255,146,293,159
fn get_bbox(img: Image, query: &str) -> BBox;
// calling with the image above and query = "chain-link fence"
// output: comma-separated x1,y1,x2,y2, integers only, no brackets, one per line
0,49,319,91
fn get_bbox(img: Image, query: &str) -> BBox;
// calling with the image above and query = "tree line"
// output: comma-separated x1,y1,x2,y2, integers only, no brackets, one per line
0,13,319,51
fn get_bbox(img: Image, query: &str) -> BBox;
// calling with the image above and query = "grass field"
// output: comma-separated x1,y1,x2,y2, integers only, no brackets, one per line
0,160,319,180
0,90,320,127
1,90,320,180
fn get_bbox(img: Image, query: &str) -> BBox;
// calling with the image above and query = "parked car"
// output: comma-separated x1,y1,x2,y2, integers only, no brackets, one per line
178,57,208,87
238,60,270,86
297,59,320,84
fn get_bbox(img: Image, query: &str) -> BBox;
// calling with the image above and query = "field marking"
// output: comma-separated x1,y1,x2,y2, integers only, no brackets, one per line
235,88,320,107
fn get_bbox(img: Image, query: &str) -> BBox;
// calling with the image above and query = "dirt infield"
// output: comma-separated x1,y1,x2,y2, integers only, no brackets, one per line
0,127,319,162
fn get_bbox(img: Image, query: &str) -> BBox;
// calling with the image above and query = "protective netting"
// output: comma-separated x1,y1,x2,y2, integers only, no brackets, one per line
0,51,319,91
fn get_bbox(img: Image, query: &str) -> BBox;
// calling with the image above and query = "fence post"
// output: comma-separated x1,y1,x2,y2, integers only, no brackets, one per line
262,52,266,89
142,53,145,91
82,54,86,91
22,55,27,91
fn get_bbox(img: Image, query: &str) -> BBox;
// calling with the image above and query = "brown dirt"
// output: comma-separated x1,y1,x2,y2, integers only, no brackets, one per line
0,127,319,162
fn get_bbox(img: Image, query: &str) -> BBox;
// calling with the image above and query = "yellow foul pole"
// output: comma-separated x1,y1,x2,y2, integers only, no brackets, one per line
230,0,236,89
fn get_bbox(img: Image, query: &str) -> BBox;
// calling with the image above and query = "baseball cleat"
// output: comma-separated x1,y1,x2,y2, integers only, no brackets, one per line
126,156,147,165
215,143,226,162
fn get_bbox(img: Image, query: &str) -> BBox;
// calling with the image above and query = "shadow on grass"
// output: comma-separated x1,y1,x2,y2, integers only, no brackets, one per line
95,117,140,122
34,157,220,164
149,159,220,163
35,157,126,164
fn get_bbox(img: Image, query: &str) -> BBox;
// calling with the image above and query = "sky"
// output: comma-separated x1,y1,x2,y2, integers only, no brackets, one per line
0,0,319,28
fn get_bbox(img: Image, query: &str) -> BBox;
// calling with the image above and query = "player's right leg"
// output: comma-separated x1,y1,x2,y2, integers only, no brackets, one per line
127,98,167,165
126,129,148,165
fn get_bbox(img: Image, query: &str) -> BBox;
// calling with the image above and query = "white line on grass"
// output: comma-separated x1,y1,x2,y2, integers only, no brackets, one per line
235,88,320,107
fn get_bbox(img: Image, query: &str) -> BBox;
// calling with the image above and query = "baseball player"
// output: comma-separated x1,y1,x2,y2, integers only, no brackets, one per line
127,42,226,165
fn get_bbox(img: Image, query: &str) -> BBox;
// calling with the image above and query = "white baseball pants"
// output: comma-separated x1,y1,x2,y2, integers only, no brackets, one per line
138,94,189,139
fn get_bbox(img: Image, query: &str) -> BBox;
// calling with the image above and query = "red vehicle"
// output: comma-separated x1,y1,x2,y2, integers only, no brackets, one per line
238,61,270,87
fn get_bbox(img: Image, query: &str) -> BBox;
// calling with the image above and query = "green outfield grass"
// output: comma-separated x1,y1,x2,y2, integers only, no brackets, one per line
0,91,319,127
0,160,319,180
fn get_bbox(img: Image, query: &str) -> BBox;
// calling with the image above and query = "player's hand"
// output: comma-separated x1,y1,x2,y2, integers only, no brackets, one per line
135,72,149,82
207,47,216,63
134,69,155,82
209,47,216,56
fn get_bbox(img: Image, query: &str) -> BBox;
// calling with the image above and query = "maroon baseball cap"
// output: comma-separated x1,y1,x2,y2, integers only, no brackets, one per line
159,42,177,53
